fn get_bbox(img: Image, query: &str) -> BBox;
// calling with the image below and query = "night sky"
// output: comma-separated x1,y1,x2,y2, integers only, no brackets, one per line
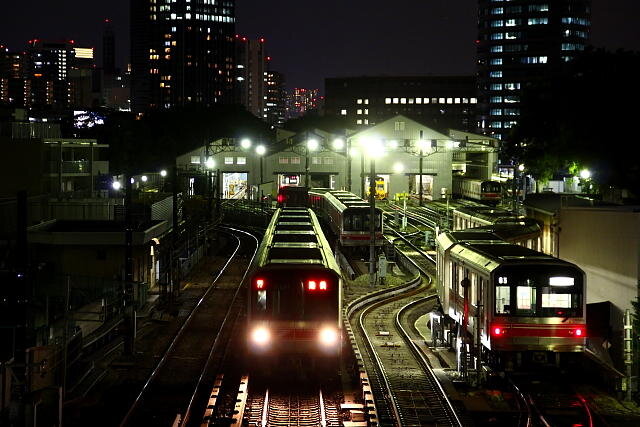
0,0,638,91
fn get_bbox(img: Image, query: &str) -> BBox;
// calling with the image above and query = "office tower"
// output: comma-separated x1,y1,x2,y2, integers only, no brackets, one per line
130,0,236,112
286,88,319,119
27,39,77,107
235,35,266,118
103,18,117,75
264,70,286,127
324,76,477,131
477,0,591,140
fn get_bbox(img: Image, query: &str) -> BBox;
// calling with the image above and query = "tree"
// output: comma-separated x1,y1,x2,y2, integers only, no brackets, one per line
506,48,640,193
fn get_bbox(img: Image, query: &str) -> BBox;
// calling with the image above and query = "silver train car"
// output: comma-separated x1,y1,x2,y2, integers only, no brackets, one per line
246,207,343,359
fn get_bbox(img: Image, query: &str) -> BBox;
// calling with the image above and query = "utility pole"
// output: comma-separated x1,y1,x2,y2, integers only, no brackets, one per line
124,174,135,356
419,149,424,207
346,138,352,192
369,158,377,287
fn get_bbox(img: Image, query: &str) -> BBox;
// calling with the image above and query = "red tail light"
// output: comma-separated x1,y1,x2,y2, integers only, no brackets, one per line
574,328,584,337
492,326,506,337
308,280,316,290
255,279,265,289
319,280,327,290
277,194,284,203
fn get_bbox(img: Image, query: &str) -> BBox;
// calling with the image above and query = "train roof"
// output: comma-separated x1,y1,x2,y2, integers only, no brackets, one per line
436,230,506,252
473,218,541,242
309,188,382,213
453,206,520,224
254,207,340,271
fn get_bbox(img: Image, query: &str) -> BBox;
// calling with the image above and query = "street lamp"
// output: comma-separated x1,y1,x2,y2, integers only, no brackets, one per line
205,157,215,170
112,180,122,191
305,138,318,187
240,138,252,149
256,144,266,187
141,175,148,182
332,138,344,151
160,169,167,177
580,169,591,179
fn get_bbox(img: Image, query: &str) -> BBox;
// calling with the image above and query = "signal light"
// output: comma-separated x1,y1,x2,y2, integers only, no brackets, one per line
575,328,584,337
308,280,316,290
319,280,327,290
256,279,265,289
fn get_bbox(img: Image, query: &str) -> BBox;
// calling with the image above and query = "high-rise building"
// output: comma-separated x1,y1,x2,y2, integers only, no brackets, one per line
477,0,591,140
103,18,117,75
324,76,477,131
235,35,266,118
264,70,286,127
286,88,319,119
27,39,76,107
130,0,236,112
0,46,30,106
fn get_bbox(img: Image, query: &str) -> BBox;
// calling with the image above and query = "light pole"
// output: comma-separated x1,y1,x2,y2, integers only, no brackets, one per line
363,137,385,287
305,138,318,188
206,156,215,221
256,144,266,200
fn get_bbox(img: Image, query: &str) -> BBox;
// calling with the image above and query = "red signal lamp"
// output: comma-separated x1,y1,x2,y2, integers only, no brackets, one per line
255,278,265,289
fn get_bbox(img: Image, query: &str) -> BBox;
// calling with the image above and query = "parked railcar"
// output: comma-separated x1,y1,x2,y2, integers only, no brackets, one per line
246,208,342,361
308,189,384,247
276,185,309,208
452,177,502,205
436,230,586,366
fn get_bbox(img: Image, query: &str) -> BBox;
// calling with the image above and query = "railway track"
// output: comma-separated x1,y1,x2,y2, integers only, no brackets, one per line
119,227,259,427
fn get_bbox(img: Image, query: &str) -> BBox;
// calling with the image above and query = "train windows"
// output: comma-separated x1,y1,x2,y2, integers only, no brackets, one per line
495,286,511,314
352,214,363,231
516,285,536,315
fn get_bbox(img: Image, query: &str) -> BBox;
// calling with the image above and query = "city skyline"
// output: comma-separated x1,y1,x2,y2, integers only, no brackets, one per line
0,0,638,91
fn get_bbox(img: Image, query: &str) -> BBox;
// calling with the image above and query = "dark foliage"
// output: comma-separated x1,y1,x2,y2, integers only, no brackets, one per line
506,48,640,192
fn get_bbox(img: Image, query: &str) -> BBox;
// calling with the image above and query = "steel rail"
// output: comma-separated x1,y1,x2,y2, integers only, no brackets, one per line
119,229,244,426
395,295,464,427
180,227,259,426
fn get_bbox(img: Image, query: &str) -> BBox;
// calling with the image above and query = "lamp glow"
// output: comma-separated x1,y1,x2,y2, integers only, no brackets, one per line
332,138,344,150
393,162,404,174
580,169,591,179
205,157,215,169
307,138,319,151
255,145,266,156
518,164,525,172
240,138,252,149
363,137,385,158
160,169,167,177
112,181,121,190
141,175,148,182
319,327,339,347
388,140,399,149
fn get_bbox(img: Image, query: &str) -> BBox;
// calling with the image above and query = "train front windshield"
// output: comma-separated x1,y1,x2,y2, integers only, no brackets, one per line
252,275,338,321
494,265,583,318
343,210,382,232
481,181,502,193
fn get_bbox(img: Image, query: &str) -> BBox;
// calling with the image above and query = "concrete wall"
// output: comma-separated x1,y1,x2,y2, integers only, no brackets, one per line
558,207,640,314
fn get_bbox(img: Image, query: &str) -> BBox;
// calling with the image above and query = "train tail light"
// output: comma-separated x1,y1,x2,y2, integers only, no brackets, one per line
277,194,284,203
319,280,327,290
308,280,316,290
255,279,265,289
319,327,339,347
491,326,507,337
308,280,328,291
574,327,585,337
251,326,270,346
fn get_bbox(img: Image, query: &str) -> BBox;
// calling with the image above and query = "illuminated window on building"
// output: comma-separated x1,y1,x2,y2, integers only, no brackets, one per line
424,98,430,104
446,98,453,104
490,96,503,103
490,45,503,53
416,98,422,104
237,157,246,165
490,58,503,65
470,98,478,104
504,82,520,90
528,4,549,12
224,157,233,164
357,109,362,115
504,95,519,103
190,156,201,164
324,157,334,165
439,98,445,104
490,121,503,129
364,119,369,125
357,98,363,104
490,108,503,115
462,98,469,103
312,157,321,165
454,98,461,104
562,17,589,25
290,157,301,164
364,99,369,104
490,71,503,78
491,33,504,40
505,32,521,39
357,119,363,125
340,109,347,115
385,98,391,104
400,98,407,104
491,20,504,27
504,121,518,128
394,121,405,131
279,157,289,164
393,97,399,104
364,109,369,115
504,108,519,116
490,83,503,90
491,7,504,14
562,43,585,51
408,98,414,104
528,17,549,25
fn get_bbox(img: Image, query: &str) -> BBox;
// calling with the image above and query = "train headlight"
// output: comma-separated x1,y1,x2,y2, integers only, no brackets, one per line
251,327,270,346
319,327,339,347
